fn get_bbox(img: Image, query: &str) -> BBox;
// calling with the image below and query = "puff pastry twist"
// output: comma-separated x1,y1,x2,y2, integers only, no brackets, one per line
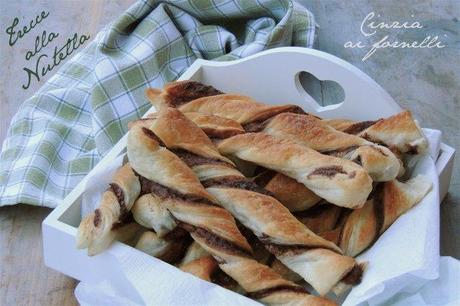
139,107,362,296
324,110,428,155
301,176,432,257
77,164,141,255
147,81,402,182
127,119,333,305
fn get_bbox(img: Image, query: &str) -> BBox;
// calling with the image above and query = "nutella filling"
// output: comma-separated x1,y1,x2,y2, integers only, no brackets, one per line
180,222,252,258
93,208,101,227
141,127,233,168
211,268,239,290
201,127,244,140
322,145,359,158
141,127,165,146
343,120,379,135
202,176,274,197
307,165,347,178
166,81,223,108
340,263,364,285
263,243,319,256
247,285,307,300
242,105,306,133
406,143,419,155
135,173,216,206
109,183,129,228
261,232,340,256
371,183,385,243
172,149,233,168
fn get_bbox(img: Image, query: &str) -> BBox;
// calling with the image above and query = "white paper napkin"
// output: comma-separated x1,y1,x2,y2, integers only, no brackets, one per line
76,129,453,306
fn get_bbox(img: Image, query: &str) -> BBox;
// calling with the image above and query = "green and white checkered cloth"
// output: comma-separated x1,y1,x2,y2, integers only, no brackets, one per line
0,0,315,208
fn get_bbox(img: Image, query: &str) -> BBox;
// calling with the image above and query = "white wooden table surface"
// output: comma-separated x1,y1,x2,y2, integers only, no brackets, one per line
0,1,458,305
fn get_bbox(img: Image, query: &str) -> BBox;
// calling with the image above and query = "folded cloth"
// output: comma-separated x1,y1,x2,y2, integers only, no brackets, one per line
0,0,316,207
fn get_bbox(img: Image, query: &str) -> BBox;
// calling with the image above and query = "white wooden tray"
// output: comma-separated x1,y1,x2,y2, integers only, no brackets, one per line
42,47,455,305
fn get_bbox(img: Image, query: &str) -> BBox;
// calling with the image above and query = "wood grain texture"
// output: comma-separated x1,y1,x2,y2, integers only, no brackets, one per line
0,205,77,306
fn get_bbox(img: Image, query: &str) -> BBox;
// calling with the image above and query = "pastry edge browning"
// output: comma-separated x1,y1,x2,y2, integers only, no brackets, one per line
76,164,141,255
217,133,373,209
128,116,335,305
146,108,360,297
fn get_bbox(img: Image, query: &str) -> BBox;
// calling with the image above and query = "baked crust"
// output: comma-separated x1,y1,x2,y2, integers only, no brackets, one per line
76,164,141,255
306,176,432,257
264,113,402,182
127,109,334,304
217,133,373,208
144,108,359,296
324,110,428,154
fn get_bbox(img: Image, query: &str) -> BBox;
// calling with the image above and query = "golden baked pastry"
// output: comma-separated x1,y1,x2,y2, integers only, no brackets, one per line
127,121,334,305
141,107,362,296
301,176,432,257
324,110,428,155
76,164,141,255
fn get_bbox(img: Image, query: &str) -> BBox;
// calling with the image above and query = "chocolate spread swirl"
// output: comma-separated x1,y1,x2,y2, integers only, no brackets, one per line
341,263,364,285
262,242,340,256
180,222,252,258
343,120,379,135
135,173,216,206
109,183,130,229
307,166,347,178
93,208,101,227
247,285,307,299
166,81,223,107
141,127,233,168
211,269,239,290
371,183,385,244
201,127,244,140
202,176,274,197
322,145,359,158
172,149,233,168
141,127,165,146
242,105,306,133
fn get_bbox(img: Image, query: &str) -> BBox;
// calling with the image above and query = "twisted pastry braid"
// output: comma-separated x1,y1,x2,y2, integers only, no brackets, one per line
132,116,321,212
77,164,141,255
323,110,428,155
301,176,432,257
262,113,402,182
144,107,361,296
147,82,402,182
132,113,373,209
217,133,372,209
147,81,427,156
146,80,223,108
127,123,333,305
